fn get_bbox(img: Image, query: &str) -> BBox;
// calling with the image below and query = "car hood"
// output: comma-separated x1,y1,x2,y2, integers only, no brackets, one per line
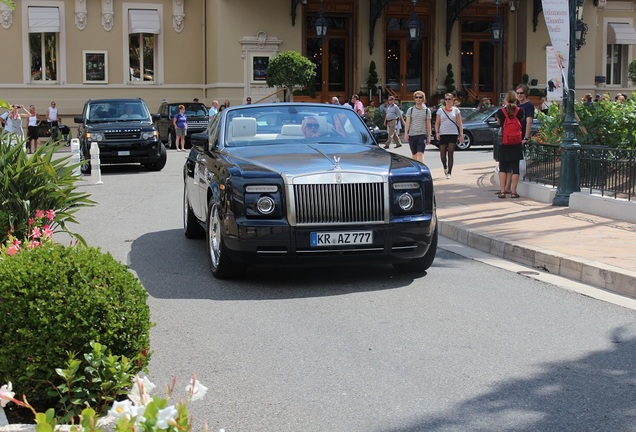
86,121,155,130
224,144,415,181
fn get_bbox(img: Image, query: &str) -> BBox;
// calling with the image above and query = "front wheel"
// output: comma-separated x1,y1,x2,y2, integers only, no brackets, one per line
79,144,91,174
144,143,167,171
393,225,438,273
457,132,472,150
207,201,244,279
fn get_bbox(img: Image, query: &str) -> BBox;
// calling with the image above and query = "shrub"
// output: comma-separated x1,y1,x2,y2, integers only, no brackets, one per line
0,244,152,411
0,130,94,242
265,51,316,101
533,98,636,149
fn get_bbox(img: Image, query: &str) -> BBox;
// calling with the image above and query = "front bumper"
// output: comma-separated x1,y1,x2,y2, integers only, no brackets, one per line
84,139,163,165
223,216,436,266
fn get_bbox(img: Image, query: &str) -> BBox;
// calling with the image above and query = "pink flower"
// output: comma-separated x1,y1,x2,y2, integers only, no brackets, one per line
11,238,21,248
42,225,53,238
27,240,40,250
35,210,45,219
46,210,55,221
6,245,19,256
0,382,15,408
28,218,35,227
30,226,42,239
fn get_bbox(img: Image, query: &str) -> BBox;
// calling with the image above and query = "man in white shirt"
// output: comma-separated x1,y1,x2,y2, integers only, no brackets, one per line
208,100,219,119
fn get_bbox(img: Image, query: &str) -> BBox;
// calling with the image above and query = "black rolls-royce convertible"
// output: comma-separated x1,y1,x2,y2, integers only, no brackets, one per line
183,103,437,279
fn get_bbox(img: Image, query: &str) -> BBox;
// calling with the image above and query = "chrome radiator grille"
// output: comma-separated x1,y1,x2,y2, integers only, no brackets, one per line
105,131,140,140
293,183,385,224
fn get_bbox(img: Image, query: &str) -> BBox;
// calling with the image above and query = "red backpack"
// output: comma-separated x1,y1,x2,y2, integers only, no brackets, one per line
501,107,522,145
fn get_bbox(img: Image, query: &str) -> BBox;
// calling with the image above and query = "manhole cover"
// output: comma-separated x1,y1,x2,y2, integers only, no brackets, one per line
517,270,541,276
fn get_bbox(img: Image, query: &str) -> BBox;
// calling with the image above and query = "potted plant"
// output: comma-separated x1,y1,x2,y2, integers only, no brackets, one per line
367,60,379,105
265,51,316,102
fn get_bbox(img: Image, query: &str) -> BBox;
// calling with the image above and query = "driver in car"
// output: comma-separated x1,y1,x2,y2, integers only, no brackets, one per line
302,116,321,138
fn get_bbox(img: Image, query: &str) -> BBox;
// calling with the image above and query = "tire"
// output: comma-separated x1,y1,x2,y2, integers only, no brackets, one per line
145,143,167,171
79,144,91,174
457,132,472,150
393,225,438,273
183,184,205,239
207,201,244,279
168,130,175,149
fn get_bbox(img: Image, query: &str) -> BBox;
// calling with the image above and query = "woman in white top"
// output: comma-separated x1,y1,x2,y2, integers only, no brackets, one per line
4,104,29,138
27,105,42,153
434,93,463,179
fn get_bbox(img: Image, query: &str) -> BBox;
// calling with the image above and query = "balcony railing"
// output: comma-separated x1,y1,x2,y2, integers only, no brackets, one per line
523,142,636,201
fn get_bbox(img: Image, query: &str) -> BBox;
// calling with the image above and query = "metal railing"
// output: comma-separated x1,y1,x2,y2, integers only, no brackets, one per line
523,142,636,201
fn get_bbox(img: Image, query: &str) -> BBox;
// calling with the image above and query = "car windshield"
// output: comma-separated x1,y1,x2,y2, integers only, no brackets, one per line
463,107,497,122
87,101,150,122
169,103,208,117
223,105,374,147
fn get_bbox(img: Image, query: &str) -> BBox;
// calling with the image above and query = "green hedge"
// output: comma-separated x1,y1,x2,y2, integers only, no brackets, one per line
0,244,152,410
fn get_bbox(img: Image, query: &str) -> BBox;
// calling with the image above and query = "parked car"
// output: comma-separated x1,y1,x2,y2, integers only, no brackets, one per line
431,107,541,150
155,101,209,149
183,102,438,279
74,98,166,173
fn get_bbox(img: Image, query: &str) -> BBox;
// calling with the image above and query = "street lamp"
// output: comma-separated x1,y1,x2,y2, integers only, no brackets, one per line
575,19,588,50
407,0,422,42
490,16,503,45
315,0,328,39
552,0,582,206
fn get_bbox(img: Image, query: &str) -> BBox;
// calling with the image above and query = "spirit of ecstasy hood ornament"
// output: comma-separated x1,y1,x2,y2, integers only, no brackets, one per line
333,156,341,170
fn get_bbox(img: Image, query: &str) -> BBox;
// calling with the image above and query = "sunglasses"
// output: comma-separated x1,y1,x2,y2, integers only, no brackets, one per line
516,92,525,95
414,96,424,99
306,123,319,129
445,98,453,101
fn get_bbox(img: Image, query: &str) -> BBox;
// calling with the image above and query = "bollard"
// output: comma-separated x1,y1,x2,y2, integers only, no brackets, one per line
70,138,81,176
90,142,103,184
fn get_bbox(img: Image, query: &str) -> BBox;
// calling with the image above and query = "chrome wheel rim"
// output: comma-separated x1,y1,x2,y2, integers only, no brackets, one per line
208,205,221,268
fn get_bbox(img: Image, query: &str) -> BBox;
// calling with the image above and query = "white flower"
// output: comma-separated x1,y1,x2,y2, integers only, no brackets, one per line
155,405,178,429
0,382,14,408
129,375,156,405
108,400,138,420
185,377,208,402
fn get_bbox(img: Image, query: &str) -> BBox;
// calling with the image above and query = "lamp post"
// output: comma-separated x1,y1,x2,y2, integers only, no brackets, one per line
552,0,582,206
490,1,503,102
315,0,328,39
407,0,422,42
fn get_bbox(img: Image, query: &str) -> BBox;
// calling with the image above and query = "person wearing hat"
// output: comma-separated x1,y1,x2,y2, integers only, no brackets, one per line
479,97,492,110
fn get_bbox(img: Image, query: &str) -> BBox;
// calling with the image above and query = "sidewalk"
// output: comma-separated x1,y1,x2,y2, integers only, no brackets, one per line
430,160,636,298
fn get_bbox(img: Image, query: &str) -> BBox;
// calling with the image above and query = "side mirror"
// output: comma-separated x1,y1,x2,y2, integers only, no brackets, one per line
190,132,208,149
152,113,161,121
74,116,83,124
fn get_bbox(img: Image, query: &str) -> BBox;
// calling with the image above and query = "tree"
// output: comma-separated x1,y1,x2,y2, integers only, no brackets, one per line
444,63,456,95
266,51,316,102
628,58,636,85
367,61,379,96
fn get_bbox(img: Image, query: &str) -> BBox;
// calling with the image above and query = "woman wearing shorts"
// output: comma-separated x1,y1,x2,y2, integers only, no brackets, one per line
434,93,463,179
27,105,42,153
172,104,187,151
403,90,431,163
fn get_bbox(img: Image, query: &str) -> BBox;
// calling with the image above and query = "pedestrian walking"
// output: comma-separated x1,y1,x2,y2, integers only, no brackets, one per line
2,104,29,149
383,96,405,149
403,90,431,163
435,93,463,179
350,94,365,117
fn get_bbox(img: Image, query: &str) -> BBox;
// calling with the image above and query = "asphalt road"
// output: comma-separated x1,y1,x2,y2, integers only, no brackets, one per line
62,148,636,432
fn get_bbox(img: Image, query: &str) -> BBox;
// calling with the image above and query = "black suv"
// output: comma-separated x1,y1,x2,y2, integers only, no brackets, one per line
74,98,166,173
155,101,209,149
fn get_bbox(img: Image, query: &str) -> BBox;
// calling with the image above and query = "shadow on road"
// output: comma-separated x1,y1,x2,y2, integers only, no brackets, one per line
128,228,438,301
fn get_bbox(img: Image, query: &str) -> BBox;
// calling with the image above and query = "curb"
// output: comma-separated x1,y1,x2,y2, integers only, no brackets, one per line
438,218,636,298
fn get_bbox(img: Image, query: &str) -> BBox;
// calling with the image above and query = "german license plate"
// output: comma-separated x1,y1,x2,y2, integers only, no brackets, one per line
118,150,130,156
310,231,373,247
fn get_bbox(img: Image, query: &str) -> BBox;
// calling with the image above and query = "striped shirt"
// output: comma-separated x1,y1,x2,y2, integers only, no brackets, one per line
406,105,431,136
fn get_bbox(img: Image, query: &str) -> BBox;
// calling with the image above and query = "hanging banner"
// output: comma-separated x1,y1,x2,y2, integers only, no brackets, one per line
546,46,564,103
541,0,570,90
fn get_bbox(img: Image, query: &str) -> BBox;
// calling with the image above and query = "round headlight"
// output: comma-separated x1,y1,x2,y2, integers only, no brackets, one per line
92,132,104,142
142,131,152,140
256,196,276,215
398,192,414,211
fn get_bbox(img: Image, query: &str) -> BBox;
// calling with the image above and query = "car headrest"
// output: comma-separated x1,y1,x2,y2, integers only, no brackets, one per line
281,124,303,136
231,117,257,138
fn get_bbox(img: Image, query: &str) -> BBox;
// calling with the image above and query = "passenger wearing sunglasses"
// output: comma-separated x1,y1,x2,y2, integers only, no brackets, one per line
302,117,321,138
